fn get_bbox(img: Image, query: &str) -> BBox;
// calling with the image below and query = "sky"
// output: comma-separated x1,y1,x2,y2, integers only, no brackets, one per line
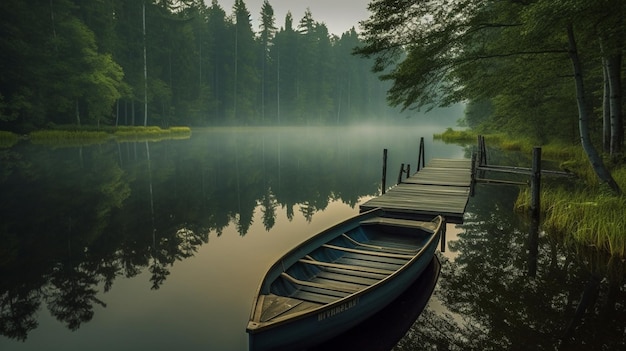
215,0,372,36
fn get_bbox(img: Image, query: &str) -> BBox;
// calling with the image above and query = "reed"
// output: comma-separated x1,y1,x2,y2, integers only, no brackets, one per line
168,126,192,134
498,139,525,151
516,178,626,257
433,128,476,143
434,130,580,160
0,131,19,148
470,130,626,256
30,130,110,146
494,138,580,160
27,126,191,146
113,126,191,141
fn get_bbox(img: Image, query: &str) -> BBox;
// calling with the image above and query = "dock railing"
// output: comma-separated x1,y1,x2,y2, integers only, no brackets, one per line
471,135,576,215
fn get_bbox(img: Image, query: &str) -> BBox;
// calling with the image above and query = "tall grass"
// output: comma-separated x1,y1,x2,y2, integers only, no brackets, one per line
515,164,626,257
30,130,110,146
434,129,582,160
113,126,191,141
0,131,19,148
26,126,192,146
440,128,626,256
433,128,476,143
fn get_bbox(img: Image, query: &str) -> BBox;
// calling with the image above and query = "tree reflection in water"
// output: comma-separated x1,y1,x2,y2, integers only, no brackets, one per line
1,130,624,349
395,183,626,350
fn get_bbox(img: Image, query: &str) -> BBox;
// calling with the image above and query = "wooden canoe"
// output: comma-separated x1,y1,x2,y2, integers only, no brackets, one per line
246,208,445,351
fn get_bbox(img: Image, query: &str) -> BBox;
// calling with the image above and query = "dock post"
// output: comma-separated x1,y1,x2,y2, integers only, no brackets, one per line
470,152,476,196
417,137,425,171
440,219,446,252
528,147,542,277
476,135,482,167
528,215,539,277
478,135,487,166
397,163,405,184
530,147,541,218
406,164,411,179
382,149,388,194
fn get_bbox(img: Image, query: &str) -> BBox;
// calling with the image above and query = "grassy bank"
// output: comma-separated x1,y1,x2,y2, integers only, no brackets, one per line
439,128,626,257
30,130,110,146
434,128,581,159
113,126,191,141
515,182,626,257
0,131,20,148
433,128,477,143
26,126,191,146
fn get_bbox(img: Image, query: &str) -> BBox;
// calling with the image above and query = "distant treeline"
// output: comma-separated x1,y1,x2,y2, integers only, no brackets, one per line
0,0,396,132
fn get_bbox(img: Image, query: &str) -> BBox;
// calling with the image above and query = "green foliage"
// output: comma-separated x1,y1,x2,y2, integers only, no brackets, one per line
27,126,191,146
514,146,626,256
0,131,19,148
433,128,476,143
516,185,626,257
30,130,110,146
0,1,395,131
113,126,191,141
358,0,625,148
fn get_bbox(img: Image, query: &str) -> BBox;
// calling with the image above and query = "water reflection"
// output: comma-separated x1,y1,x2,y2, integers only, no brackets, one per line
0,126,459,344
1,127,625,350
406,183,626,350
312,256,441,351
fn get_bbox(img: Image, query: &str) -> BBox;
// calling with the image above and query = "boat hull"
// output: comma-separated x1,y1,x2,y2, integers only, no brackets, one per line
247,209,443,351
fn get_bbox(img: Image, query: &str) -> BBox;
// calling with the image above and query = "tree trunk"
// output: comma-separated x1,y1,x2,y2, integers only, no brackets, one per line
606,54,623,155
234,23,238,120
143,1,148,127
276,50,280,124
49,0,57,50
566,24,622,195
75,99,81,127
602,60,611,153
261,41,266,124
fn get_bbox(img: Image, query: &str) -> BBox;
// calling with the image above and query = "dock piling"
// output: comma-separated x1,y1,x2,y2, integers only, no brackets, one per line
382,149,388,195
530,147,542,217
440,219,447,252
417,137,425,171
397,163,405,185
362,158,472,223
470,152,477,197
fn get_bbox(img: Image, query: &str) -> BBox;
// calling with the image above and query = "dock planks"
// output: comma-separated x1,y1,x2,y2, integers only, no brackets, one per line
360,158,472,222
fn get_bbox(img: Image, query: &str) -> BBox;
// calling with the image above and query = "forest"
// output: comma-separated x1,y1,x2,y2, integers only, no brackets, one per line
0,0,396,132
357,0,625,194
358,0,625,148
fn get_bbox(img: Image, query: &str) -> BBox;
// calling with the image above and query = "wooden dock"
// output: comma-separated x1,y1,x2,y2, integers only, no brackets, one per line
360,158,472,223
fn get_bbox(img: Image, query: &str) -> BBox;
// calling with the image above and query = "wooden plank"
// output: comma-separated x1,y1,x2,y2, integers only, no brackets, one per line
293,291,339,304
340,252,409,266
341,234,420,254
259,294,318,322
322,266,389,280
281,273,361,293
360,158,472,220
298,259,395,275
363,193,468,209
335,257,403,271
321,244,414,259
427,158,472,168
316,271,379,286
360,217,437,232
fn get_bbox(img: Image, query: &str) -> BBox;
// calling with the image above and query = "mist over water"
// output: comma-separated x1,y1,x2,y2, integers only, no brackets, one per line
0,115,464,350
2,109,625,350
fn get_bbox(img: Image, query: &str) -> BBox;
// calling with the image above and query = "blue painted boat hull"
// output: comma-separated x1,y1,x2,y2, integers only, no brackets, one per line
247,208,443,351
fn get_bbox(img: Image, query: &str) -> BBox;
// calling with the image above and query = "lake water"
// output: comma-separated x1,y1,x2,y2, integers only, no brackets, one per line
1,123,625,350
